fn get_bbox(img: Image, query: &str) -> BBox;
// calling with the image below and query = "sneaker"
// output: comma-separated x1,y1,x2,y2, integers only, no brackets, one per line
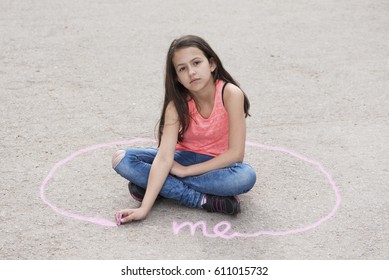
128,182,145,202
202,195,241,215
128,182,162,202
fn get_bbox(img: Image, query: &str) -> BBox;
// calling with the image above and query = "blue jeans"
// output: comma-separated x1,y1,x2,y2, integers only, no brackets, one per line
113,148,256,209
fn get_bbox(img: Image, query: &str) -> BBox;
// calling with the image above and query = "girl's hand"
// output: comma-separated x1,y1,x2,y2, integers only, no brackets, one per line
115,207,149,224
170,161,188,178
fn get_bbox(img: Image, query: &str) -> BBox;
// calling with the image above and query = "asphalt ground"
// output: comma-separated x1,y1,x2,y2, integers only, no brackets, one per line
1,0,388,264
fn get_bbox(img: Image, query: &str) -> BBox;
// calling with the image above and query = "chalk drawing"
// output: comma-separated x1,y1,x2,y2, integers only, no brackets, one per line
40,138,341,238
173,141,342,239
40,138,154,228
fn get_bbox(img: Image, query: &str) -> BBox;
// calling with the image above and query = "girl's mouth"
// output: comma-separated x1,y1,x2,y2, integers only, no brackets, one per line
190,78,200,84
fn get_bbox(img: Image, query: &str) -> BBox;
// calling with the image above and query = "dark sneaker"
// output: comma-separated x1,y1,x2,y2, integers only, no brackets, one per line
128,182,145,202
202,195,241,215
128,182,163,202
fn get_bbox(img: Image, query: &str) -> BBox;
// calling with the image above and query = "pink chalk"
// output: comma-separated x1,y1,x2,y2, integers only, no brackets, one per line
173,141,342,239
40,138,341,239
116,212,123,226
39,138,155,228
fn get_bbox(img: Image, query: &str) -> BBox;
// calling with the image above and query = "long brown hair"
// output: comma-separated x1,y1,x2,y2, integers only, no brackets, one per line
158,35,250,145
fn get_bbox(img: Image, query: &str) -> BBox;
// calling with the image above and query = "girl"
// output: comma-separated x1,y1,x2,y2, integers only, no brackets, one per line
112,35,256,224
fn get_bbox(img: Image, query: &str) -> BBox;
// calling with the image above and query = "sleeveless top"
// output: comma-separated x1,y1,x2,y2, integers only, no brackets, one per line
175,79,229,156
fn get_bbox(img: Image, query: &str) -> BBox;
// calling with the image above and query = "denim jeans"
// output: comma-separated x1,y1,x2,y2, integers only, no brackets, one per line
113,148,256,209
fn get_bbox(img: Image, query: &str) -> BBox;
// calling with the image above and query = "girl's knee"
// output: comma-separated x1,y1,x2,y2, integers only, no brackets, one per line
246,164,257,181
112,150,126,169
241,164,257,190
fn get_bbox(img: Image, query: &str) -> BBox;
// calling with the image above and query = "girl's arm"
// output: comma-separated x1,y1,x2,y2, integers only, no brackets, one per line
118,101,180,223
171,83,246,178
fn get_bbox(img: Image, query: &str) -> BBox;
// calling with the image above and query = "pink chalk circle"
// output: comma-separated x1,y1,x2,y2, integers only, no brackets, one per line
40,138,341,238
40,138,156,228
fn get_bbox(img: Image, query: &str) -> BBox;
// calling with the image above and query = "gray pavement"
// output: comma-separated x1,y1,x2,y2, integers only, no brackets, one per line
1,0,388,259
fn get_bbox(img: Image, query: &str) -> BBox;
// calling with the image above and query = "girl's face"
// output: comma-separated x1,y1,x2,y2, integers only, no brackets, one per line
172,47,216,92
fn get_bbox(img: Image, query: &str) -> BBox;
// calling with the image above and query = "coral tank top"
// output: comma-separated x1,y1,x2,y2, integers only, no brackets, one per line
175,80,229,156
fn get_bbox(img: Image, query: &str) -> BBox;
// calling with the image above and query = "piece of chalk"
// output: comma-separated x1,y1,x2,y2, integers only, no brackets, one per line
116,212,122,226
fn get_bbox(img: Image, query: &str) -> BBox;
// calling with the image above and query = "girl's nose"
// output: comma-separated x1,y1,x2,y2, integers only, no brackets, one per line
188,66,196,76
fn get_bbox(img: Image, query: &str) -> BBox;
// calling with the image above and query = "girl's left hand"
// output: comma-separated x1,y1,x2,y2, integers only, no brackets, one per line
170,161,188,178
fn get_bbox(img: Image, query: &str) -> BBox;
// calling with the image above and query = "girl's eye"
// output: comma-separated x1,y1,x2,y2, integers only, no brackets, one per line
178,67,185,72
194,60,201,65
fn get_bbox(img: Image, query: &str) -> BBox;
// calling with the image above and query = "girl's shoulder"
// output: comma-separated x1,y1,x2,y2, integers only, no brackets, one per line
222,82,244,103
166,100,175,109
166,100,179,117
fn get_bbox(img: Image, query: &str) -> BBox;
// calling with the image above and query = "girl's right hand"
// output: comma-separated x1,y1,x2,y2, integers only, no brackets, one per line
115,207,149,224
170,161,189,178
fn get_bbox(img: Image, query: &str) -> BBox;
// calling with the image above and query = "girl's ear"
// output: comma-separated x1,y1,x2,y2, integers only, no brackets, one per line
210,58,217,72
